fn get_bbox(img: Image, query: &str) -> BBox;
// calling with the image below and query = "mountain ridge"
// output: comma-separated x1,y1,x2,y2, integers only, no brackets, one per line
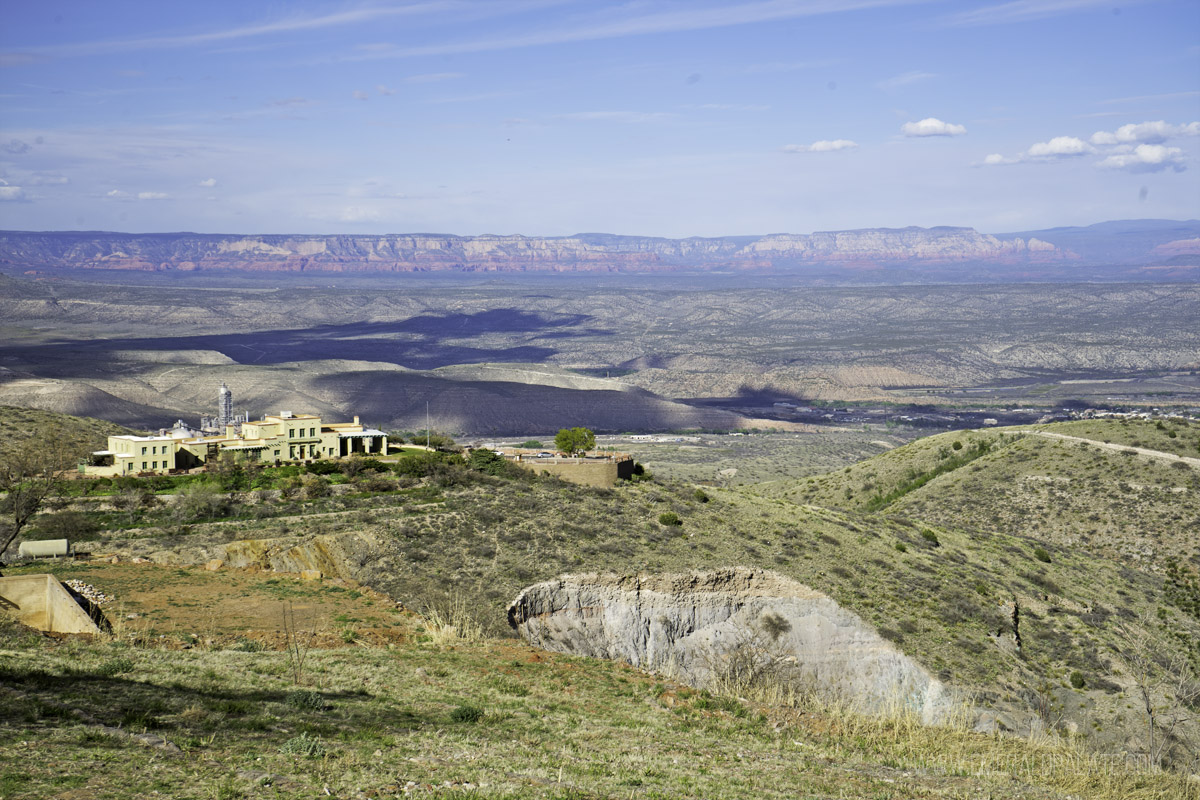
2,219,1196,279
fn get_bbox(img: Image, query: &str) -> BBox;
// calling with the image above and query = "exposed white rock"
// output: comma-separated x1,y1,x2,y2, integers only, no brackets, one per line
509,567,957,724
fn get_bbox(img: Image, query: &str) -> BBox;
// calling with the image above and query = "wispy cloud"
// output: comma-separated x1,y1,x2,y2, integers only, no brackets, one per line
1099,90,1200,106
0,180,27,202
876,71,935,90
344,1,933,61
559,111,676,123
782,139,858,153
683,103,770,111
199,178,217,187
901,117,966,137
352,90,370,101
940,0,1136,27
743,59,842,74
404,72,467,84
8,1,470,58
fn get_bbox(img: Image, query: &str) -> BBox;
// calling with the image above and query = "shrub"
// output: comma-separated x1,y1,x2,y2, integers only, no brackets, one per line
952,440,963,451
173,482,233,521
519,440,543,449
1070,671,1086,689
305,460,342,475
920,529,941,547
894,542,908,553
450,704,485,723
658,512,682,527
96,657,135,677
1033,547,1052,563
278,732,327,757
693,489,710,503
285,690,325,710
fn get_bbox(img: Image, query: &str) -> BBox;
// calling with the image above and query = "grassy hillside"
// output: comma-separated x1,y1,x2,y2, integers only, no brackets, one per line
1,567,1194,800
41,436,1192,764
766,421,1200,565
0,404,134,461
7,417,1200,774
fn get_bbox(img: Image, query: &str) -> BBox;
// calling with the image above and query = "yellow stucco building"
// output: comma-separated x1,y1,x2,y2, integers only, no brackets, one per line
89,413,387,476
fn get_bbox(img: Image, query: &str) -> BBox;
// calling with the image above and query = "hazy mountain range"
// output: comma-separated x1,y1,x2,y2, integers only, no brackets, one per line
1,219,1197,281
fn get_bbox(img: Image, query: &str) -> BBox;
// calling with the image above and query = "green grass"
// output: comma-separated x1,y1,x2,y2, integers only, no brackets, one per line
0,616,1193,799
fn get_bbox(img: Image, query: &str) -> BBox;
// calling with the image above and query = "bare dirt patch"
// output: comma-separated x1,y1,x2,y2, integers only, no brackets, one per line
6,560,411,649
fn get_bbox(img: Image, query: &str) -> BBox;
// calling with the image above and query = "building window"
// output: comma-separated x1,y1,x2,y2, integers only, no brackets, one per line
309,427,316,437
141,446,147,455
289,429,295,438
141,462,147,470
274,450,279,457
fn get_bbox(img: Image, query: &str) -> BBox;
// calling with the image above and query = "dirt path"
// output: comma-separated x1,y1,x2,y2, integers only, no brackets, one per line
1027,430,1200,468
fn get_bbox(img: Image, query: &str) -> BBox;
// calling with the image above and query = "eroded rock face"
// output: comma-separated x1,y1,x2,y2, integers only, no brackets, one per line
509,567,955,723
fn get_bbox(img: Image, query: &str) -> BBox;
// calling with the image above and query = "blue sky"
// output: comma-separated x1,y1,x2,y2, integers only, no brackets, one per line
1,0,1198,236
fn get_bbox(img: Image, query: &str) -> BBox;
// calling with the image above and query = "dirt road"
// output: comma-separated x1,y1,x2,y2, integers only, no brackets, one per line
1028,430,1200,468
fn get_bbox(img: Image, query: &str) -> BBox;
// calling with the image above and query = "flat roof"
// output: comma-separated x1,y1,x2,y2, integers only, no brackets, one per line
111,434,177,442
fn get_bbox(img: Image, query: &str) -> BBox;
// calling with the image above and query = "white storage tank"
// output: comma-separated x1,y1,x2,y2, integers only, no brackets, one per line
18,539,70,558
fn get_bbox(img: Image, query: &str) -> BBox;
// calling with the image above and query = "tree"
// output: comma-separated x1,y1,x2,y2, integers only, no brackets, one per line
554,427,595,456
0,428,77,560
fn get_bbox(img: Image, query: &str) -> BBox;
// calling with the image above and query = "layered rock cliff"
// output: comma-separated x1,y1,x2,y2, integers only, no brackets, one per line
508,568,957,723
0,227,1070,274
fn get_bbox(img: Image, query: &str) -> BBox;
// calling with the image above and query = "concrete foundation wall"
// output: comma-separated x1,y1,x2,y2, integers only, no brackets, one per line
0,574,101,634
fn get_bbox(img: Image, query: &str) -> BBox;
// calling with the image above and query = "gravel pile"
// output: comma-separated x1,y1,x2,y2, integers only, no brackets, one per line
63,580,112,606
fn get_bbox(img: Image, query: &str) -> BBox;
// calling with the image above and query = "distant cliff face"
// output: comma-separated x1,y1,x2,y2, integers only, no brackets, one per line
0,227,1073,274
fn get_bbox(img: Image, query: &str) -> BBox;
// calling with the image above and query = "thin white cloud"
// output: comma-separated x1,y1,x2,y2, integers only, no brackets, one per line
1097,144,1187,173
10,1,473,57
782,139,858,153
979,153,1020,166
105,189,131,200
137,191,170,200
560,111,676,123
0,182,26,201
404,72,467,84
742,59,842,74
901,117,966,137
1099,90,1200,105
266,96,313,108
352,90,370,101
344,1,935,61
24,173,69,186
377,85,398,95
941,0,1126,27
876,71,935,90
1027,136,1093,157
1090,120,1200,146
199,178,217,187
684,103,770,111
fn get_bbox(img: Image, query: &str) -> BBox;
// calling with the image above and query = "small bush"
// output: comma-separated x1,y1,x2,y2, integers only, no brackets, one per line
285,690,325,710
657,512,682,527
278,732,327,757
920,529,941,547
305,460,341,475
1070,671,1086,689
96,657,135,677
450,704,485,723
894,542,908,553
693,489,710,503
952,441,963,451
1033,547,1052,563
229,638,264,653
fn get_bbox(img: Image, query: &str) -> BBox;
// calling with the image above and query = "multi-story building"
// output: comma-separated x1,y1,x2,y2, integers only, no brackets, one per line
87,412,387,476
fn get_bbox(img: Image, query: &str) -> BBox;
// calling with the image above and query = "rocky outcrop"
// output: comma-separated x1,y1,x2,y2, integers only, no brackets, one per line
508,568,956,723
0,227,1072,274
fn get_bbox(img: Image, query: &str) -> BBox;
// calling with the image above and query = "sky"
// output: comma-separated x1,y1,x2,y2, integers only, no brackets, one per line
1,0,1198,237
